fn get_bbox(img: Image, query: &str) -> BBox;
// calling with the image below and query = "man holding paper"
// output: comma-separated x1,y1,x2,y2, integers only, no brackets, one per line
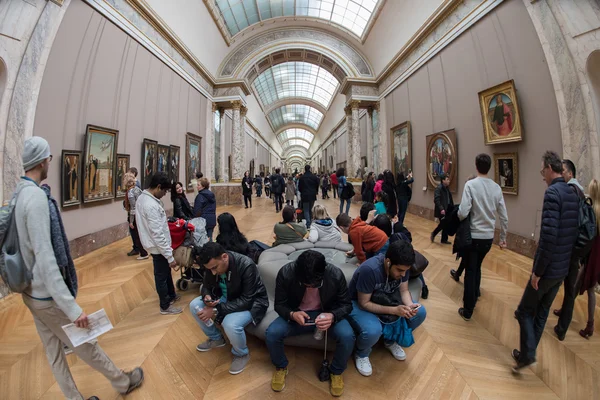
16,137,144,400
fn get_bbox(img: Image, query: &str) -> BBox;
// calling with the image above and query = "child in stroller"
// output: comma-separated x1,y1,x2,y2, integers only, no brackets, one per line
168,217,210,291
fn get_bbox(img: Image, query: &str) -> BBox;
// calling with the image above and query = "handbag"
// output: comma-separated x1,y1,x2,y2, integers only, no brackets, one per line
286,223,305,238
370,277,403,324
409,250,429,278
173,246,193,268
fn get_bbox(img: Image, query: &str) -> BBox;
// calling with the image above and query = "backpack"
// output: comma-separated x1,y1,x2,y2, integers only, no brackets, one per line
342,181,355,200
573,194,597,259
0,187,30,293
271,175,282,193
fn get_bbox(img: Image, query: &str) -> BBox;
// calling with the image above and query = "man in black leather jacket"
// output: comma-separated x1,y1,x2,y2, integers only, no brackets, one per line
266,250,354,397
298,165,320,229
190,243,268,375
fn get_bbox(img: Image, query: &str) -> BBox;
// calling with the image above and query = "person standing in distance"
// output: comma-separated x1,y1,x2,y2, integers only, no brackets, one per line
298,165,320,229
430,174,453,244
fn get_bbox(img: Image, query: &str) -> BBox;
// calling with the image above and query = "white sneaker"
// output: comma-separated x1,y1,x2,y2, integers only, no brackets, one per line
137,255,149,260
385,342,406,361
354,355,373,376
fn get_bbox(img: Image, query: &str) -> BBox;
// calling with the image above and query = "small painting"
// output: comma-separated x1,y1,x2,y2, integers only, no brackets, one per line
478,80,523,145
83,125,118,203
61,150,81,208
169,145,180,183
426,129,458,193
157,144,170,176
186,133,202,191
390,121,412,177
494,152,518,195
142,138,158,189
115,154,130,198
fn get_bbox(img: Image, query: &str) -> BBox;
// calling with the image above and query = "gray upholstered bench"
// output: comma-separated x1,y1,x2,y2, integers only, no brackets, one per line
246,241,423,350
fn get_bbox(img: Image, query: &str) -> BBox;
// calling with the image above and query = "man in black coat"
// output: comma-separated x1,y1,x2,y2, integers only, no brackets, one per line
298,165,320,229
271,168,286,213
191,243,269,375
266,250,354,396
430,174,453,244
512,151,579,373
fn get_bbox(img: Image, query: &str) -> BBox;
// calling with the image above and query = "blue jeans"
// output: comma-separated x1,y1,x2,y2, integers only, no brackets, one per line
265,312,355,375
338,188,351,215
189,297,253,357
348,301,426,357
302,201,314,229
206,228,214,242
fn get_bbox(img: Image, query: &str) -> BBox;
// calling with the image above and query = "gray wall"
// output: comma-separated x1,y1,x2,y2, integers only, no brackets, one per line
33,0,207,240
384,0,562,239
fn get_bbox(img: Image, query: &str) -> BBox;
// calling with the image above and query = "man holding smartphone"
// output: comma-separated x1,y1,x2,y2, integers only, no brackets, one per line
266,250,354,397
189,243,269,375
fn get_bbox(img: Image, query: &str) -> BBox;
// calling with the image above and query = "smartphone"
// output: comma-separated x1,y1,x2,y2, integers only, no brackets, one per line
304,318,316,326
412,304,422,310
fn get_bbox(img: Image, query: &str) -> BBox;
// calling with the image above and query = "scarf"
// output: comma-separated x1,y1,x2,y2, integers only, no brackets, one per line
41,184,78,297
382,317,414,347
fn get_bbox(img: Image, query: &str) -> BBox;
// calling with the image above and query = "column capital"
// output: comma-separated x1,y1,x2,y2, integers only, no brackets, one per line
240,106,248,117
211,102,219,113
230,100,243,110
349,100,361,110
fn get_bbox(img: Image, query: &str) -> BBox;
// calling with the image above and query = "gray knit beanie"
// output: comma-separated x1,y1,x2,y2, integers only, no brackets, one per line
22,136,51,172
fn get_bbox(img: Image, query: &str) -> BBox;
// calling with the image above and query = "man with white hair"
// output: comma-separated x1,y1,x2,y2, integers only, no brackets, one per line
15,136,144,400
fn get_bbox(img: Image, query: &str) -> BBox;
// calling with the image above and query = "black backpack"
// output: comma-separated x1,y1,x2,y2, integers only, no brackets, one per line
342,182,355,200
271,175,282,193
573,194,597,259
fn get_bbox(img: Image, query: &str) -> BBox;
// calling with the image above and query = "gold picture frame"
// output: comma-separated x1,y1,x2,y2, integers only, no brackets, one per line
494,152,518,195
426,129,458,193
478,80,523,145
82,125,118,203
390,121,412,177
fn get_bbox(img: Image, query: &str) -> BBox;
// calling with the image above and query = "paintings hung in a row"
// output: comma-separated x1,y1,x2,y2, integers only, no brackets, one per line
479,80,523,145
141,140,182,189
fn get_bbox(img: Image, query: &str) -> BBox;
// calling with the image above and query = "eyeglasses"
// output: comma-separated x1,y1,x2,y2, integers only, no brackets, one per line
540,166,547,177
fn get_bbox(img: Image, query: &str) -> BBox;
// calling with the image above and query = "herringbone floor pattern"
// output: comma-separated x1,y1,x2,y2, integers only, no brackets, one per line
0,196,599,399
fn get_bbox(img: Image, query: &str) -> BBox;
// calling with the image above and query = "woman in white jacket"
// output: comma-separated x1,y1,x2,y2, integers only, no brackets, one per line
308,205,342,243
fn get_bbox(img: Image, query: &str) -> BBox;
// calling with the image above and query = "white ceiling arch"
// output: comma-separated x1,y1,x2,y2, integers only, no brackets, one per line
283,145,310,158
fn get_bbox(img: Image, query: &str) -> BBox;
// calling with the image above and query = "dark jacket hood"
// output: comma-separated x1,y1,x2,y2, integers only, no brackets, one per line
199,189,216,203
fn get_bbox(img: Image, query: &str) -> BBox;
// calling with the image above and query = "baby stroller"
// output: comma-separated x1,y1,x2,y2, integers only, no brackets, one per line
168,217,210,291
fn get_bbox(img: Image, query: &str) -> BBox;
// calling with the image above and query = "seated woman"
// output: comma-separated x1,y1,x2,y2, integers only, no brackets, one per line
171,181,194,220
273,205,307,246
216,212,249,255
308,204,342,243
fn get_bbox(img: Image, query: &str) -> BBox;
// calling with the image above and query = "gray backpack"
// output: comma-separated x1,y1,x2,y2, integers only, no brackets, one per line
0,187,30,293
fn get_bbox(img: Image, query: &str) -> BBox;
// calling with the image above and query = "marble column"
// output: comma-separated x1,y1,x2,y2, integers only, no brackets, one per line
218,107,227,183
230,100,245,182
366,107,374,173
349,100,361,180
345,105,353,174
372,102,382,173
206,102,216,182
332,139,337,170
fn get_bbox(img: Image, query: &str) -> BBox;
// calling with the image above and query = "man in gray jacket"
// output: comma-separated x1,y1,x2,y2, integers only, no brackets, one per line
16,137,143,400
136,172,182,315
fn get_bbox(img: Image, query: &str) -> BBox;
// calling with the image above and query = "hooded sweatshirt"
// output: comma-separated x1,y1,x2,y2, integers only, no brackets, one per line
348,218,389,263
308,218,342,243
194,188,217,228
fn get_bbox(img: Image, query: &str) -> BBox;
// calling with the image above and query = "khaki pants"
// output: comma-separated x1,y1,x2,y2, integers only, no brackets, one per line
23,296,130,400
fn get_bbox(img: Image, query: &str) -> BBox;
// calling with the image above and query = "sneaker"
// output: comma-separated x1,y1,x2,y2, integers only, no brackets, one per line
136,255,149,260
196,337,226,352
458,308,471,321
127,250,139,256
124,367,144,394
385,342,407,361
330,373,344,397
450,269,460,282
271,368,288,392
160,306,183,315
421,286,429,300
170,295,182,305
229,354,250,375
63,344,73,355
354,355,372,376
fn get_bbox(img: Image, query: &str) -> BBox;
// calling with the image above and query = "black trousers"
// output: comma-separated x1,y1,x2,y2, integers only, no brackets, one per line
462,239,493,317
129,220,148,257
244,194,252,208
431,220,448,242
152,254,176,311
128,217,138,252
516,277,563,361
332,184,338,198
555,256,581,335
274,193,284,211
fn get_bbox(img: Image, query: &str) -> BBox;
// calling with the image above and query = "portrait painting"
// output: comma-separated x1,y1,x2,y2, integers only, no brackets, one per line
426,129,458,192
169,145,180,183
83,125,118,203
479,80,523,145
115,154,130,198
390,121,412,177
494,152,518,195
157,145,170,177
186,133,202,191
61,150,81,208
142,139,158,189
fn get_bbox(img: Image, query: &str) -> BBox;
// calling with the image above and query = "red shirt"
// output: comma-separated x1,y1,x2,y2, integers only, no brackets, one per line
330,173,338,185
299,287,321,311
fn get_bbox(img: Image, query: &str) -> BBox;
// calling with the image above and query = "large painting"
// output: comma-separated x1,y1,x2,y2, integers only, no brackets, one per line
142,138,158,189
157,144,170,176
115,154,130,198
186,133,202,192
390,121,412,177
61,150,81,208
169,145,180,183
494,152,518,195
426,129,458,193
479,80,523,145
83,125,118,203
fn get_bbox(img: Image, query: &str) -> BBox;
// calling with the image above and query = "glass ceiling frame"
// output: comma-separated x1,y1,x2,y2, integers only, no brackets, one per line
267,104,324,133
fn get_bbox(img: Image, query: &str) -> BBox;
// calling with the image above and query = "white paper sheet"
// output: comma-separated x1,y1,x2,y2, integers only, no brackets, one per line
61,308,113,347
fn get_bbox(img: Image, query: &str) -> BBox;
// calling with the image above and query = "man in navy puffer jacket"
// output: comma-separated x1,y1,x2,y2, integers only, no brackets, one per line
512,151,579,373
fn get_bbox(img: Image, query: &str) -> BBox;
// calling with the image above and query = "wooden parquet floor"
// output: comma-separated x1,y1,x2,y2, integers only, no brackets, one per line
1,196,599,399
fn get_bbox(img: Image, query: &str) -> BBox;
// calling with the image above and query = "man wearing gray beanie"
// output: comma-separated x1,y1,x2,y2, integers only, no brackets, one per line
15,136,144,399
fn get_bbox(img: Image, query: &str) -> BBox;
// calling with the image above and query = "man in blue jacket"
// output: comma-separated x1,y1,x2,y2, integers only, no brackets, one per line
194,177,217,240
512,151,579,373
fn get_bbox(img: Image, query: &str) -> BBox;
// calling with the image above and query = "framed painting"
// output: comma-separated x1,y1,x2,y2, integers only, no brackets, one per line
142,138,158,189
390,121,412,177
426,129,458,193
115,154,130,198
157,144,170,177
478,80,523,145
61,150,82,208
83,125,118,203
330,155,333,169
169,145,180,183
186,133,202,191
494,152,518,195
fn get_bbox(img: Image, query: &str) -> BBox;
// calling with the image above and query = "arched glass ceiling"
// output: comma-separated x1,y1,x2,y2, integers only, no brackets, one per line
268,104,323,132
278,128,314,143
253,62,340,109
282,139,311,150
287,151,307,159
215,0,379,37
